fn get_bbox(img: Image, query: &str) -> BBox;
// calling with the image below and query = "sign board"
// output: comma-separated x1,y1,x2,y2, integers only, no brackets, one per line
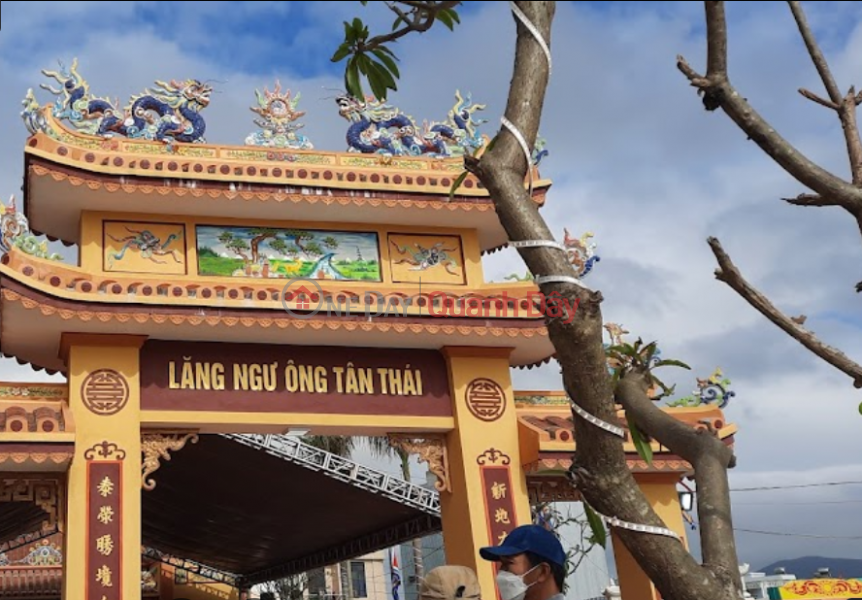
140,341,452,416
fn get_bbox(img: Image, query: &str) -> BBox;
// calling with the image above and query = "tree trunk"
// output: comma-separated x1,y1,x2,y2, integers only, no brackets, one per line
463,3,741,599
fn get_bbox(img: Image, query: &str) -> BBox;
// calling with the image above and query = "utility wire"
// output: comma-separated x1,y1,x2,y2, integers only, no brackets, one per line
730,479,862,492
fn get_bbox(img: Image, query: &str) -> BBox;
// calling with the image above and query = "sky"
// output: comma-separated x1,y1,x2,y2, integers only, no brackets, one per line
3,0,862,581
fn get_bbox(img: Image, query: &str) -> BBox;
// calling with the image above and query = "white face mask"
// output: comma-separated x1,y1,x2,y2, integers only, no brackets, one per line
495,565,539,600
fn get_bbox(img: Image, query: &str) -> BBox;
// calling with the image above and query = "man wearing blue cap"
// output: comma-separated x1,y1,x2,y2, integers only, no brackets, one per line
479,524,567,600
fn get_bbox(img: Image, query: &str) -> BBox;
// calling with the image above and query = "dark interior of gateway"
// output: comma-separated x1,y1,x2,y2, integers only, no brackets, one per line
0,433,443,599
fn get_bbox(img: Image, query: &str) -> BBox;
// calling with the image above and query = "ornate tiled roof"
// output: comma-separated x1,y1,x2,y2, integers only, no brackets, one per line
20,59,551,200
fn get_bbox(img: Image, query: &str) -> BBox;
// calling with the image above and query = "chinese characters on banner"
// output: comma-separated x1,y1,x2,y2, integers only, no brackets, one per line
85,443,124,600
477,448,517,570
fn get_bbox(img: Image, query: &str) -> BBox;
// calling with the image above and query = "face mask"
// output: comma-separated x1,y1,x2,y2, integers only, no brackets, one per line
495,565,539,600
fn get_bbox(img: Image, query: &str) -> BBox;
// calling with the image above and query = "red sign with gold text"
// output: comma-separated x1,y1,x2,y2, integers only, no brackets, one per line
85,443,124,600
139,340,452,416
477,449,518,550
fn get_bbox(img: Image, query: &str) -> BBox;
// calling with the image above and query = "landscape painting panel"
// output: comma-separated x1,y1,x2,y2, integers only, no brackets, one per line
103,221,187,275
196,225,381,281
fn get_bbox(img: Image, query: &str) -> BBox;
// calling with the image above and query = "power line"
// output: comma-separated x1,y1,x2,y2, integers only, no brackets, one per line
733,528,862,540
730,480,862,492
735,499,862,506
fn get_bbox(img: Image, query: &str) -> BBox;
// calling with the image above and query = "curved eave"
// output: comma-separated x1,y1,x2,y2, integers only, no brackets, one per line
23,111,550,248
0,276,555,375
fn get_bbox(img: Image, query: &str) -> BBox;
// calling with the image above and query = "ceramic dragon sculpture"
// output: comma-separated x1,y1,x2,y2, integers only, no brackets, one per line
30,58,212,144
244,81,314,150
335,90,487,157
0,196,62,261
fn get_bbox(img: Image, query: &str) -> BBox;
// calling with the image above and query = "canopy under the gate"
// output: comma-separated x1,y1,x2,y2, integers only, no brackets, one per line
142,434,441,587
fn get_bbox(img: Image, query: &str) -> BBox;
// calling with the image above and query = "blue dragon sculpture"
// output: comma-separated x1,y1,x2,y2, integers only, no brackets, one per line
335,90,488,157
34,58,212,144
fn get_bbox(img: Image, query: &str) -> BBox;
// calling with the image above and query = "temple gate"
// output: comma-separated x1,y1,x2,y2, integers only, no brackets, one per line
0,63,737,600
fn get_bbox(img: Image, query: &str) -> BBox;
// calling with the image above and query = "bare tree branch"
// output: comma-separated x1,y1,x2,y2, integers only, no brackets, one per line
798,88,838,110
363,1,462,51
782,192,841,207
709,236,862,387
788,0,842,104
677,2,862,209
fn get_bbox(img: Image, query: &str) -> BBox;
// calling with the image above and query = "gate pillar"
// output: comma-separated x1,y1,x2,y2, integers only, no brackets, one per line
440,347,532,598
61,333,146,600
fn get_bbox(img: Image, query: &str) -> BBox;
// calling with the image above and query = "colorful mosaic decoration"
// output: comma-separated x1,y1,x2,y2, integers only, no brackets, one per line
774,578,862,598
196,225,381,281
244,81,314,150
30,58,211,144
335,90,487,157
0,196,62,261
666,367,735,409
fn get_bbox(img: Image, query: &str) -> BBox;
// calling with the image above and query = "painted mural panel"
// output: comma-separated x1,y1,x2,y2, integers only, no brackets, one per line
388,233,465,285
196,225,381,281
103,221,187,275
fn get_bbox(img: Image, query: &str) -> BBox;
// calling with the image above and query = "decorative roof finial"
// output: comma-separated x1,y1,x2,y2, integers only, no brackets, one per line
666,368,735,409
335,89,487,157
563,228,600,278
244,81,313,150
30,57,212,145
0,196,62,261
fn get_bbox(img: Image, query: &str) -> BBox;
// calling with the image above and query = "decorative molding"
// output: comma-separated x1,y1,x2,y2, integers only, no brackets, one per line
80,369,130,416
465,378,507,422
141,432,199,491
388,435,451,493
0,478,60,531
476,448,510,466
83,441,127,462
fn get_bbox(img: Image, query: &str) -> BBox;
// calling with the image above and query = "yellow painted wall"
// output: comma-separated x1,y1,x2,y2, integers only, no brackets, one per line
440,347,532,599
79,211,484,288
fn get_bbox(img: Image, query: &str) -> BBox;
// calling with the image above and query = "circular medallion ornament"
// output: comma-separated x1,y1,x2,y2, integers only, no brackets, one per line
465,378,507,422
81,369,130,416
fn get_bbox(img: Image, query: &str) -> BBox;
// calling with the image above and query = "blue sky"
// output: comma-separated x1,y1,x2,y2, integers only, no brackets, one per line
5,0,862,586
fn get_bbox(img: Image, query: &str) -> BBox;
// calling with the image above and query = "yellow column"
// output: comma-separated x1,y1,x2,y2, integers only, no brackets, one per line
61,333,146,600
440,347,532,598
612,473,688,600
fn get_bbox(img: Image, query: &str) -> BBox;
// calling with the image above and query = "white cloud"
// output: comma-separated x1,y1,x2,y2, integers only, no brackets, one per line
1,0,862,573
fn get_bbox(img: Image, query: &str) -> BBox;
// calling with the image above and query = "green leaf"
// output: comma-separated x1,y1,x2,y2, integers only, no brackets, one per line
445,8,461,24
345,57,363,99
374,45,398,58
393,15,407,30
344,20,356,43
436,9,456,30
583,504,607,548
372,48,401,79
606,344,637,358
360,0,369,5
370,59,397,90
626,414,653,465
331,43,352,63
653,359,692,370
366,66,388,102
450,171,469,200
356,52,372,75
640,341,658,361
485,134,499,152
352,17,363,35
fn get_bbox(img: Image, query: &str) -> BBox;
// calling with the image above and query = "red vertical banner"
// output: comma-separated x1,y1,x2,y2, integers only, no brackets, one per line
84,442,126,600
477,448,518,551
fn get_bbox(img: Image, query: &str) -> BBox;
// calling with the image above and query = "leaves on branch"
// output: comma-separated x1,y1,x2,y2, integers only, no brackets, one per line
582,503,607,549
627,412,653,465
450,171,469,200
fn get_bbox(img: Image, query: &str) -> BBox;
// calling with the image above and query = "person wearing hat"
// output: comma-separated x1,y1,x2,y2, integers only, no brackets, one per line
419,565,482,600
479,525,567,600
